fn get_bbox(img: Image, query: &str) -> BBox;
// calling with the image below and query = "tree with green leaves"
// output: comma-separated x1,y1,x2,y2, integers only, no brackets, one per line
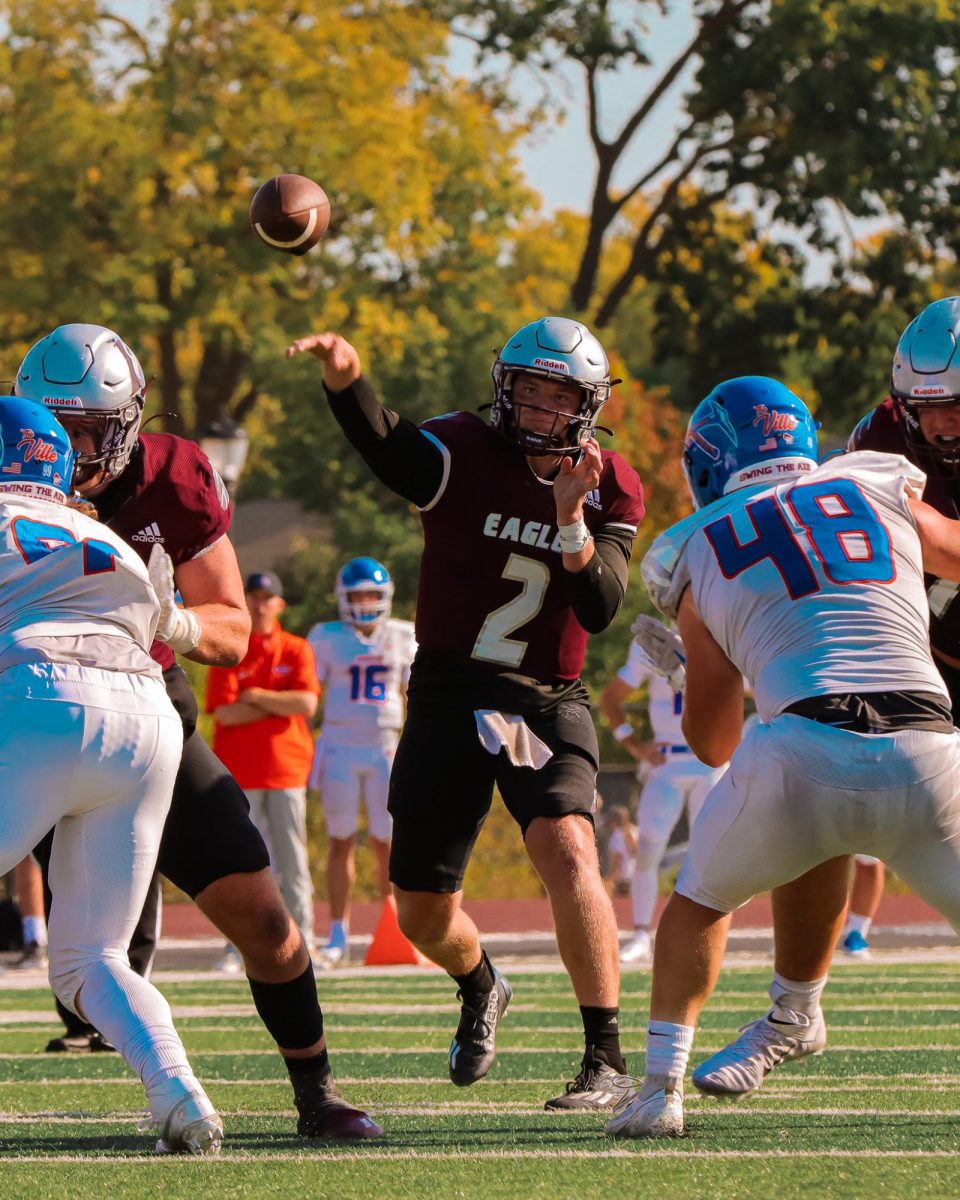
441,0,960,329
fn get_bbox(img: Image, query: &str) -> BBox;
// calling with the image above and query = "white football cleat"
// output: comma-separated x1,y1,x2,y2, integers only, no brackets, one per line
692,1008,826,1098
314,943,346,970
150,1089,224,1156
619,931,652,965
604,1074,684,1139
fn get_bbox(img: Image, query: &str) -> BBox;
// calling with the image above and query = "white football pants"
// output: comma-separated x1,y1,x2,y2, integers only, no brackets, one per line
315,736,397,841
631,751,727,929
677,713,960,923
0,677,203,1112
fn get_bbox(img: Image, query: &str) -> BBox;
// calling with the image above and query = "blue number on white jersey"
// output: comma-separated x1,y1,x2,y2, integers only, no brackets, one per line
12,517,119,576
705,479,894,598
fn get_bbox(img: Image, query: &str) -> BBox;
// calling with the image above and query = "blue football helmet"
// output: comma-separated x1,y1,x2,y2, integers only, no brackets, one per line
336,557,393,628
0,396,74,500
682,377,819,509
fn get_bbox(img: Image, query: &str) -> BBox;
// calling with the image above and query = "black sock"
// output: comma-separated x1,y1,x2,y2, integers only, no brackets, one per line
284,1048,333,1109
452,949,495,999
284,1048,330,1077
248,961,325,1050
580,1005,626,1073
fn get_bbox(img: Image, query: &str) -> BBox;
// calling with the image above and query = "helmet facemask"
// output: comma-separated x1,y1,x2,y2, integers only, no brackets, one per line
15,324,147,490
890,297,960,479
53,399,145,488
892,394,960,479
488,316,615,459
491,364,612,458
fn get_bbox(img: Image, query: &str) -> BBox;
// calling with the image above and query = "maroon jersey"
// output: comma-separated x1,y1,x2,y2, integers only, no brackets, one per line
851,397,960,660
414,412,644,687
94,432,232,669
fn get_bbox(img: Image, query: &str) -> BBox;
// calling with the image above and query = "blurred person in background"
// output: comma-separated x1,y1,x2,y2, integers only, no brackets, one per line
307,557,416,967
206,571,320,968
600,637,726,966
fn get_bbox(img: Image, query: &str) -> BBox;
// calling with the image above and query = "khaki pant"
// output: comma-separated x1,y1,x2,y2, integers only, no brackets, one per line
245,788,314,945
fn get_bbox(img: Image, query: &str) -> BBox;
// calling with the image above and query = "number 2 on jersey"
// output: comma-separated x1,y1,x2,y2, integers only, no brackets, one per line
472,553,550,668
704,478,894,598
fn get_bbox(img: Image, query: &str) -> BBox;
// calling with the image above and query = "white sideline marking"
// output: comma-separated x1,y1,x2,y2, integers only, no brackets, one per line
6,1073,960,1091
0,1043,956,1062
0,1105,955,1123
1,1149,959,1163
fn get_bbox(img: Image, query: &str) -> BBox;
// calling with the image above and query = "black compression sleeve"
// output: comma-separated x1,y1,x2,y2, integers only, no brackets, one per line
323,375,445,507
566,528,633,633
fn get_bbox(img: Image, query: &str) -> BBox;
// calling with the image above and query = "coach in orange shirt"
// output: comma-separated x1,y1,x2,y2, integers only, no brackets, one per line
206,572,321,952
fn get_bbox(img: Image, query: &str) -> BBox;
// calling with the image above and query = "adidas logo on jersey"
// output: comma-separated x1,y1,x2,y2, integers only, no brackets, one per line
132,522,164,543
584,488,603,510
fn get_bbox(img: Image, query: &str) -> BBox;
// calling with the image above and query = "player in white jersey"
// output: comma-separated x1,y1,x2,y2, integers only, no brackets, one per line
606,376,960,1141
0,397,221,1154
308,557,416,965
600,640,727,964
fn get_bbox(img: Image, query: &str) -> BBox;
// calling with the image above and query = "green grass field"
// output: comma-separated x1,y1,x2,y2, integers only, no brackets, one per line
1,960,959,1199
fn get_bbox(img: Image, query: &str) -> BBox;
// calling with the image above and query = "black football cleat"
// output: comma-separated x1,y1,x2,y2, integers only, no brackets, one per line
45,1030,117,1054
448,967,512,1087
295,1071,383,1140
544,1047,638,1112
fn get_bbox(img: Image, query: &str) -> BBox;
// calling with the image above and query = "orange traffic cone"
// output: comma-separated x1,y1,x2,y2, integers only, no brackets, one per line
364,894,432,967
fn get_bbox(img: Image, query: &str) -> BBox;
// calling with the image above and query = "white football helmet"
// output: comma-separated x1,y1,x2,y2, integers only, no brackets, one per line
15,323,147,485
490,316,615,457
891,296,960,476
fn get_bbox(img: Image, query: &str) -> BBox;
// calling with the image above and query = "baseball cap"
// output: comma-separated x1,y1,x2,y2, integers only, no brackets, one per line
245,571,283,597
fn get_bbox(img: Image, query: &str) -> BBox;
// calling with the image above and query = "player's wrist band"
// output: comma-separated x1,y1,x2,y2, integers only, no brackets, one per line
558,517,590,554
164,606,202,655
613,722,634,743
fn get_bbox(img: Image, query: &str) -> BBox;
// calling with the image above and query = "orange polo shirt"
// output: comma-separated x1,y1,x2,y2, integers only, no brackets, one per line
206,624,320,789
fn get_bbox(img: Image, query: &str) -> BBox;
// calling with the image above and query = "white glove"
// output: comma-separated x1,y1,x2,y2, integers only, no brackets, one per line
147,543,201,655
631,614,685,691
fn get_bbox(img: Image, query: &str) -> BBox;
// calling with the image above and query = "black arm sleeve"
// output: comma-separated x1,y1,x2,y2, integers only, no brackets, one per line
324,375,445,508
567,527,633,634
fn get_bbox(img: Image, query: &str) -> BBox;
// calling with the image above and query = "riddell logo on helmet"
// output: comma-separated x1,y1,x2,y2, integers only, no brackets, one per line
533,358,569,373
911,385,949,397
44,396,83,408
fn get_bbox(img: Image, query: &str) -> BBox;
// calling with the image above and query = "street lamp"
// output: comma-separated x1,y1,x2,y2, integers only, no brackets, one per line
199,415,250,496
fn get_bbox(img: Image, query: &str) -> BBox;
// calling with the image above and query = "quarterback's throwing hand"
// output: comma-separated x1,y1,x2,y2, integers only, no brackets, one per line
285,332,361,392
147,543,201,655
631,614,686,692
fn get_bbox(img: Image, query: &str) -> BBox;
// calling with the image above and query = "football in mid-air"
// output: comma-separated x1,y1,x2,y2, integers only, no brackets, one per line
249,174,331,256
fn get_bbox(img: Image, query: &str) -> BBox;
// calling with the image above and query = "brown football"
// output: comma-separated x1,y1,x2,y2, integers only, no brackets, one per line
249,174,331,256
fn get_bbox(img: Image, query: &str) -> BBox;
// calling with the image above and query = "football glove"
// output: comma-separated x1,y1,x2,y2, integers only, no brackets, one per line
148,543,201,655
631,614,685,692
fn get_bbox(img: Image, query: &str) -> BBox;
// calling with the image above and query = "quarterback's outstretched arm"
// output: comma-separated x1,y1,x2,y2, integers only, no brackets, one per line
286,332,445,507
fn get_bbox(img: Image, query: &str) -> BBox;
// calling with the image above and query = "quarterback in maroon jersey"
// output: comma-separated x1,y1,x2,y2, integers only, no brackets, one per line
15,323,380,1141
287,316,645,1113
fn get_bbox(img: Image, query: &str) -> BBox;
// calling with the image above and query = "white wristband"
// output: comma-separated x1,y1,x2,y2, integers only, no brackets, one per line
161,606,202,655
613,722,634,743
558,517,590,554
